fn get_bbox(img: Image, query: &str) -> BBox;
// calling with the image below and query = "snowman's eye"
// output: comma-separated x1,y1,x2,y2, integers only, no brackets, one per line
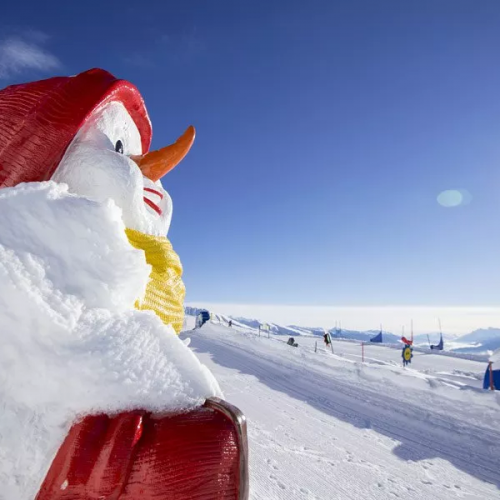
115,140,124,154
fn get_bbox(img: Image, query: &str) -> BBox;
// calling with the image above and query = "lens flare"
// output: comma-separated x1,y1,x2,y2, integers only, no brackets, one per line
437,189,471,208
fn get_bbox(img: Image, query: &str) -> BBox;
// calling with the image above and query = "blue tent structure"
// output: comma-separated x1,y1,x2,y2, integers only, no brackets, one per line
370,331,383,343
430,333,444,350
195,310,210,329
483,363,500,390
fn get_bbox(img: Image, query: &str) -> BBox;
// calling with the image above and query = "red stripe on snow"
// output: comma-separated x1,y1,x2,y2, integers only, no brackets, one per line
143,187,163,199
143,197,162,215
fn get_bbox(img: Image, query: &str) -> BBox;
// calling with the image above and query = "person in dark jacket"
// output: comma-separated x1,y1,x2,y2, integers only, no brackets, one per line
323,332,331,347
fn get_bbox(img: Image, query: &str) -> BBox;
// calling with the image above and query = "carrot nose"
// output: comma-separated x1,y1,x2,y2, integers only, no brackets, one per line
131,126,195,181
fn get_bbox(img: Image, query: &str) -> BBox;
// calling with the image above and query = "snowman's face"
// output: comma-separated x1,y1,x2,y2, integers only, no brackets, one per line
53,102,172,236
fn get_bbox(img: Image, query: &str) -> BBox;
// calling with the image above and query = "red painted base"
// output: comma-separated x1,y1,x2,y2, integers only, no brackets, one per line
37,399,248,500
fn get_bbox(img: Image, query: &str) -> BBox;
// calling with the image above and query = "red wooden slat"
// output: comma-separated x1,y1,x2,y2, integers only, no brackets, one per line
37,405,245,499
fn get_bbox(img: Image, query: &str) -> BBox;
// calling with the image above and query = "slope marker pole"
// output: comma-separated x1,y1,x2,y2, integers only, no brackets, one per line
489,362,496,391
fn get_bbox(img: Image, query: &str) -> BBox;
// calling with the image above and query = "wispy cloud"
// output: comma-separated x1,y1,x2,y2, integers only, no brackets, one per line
0,34,61,80
186,303,500,335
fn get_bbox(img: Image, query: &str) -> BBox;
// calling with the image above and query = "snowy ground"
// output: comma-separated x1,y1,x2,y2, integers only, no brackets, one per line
182,317,500,500
290,336,487,389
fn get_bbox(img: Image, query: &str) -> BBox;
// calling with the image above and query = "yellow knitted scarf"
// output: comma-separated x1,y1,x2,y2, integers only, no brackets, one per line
125,228,185,334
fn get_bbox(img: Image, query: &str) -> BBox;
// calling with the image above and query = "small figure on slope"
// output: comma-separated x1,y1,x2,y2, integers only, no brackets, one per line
323,331,332,348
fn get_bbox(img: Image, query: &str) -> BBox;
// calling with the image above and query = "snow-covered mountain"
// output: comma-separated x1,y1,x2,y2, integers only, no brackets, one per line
186,307,395,341
455,327,500,344
330,328,402,344
413,332,460,344
445,328,500,354
185,306,500,352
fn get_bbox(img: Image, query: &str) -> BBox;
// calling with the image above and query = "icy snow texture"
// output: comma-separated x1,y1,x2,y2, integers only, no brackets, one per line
189,319,500,499
0,182,221,500
53,101,173,236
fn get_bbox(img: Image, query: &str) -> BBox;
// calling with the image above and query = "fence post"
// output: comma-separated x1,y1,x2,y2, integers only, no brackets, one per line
362,342,365,363
268,329,270,339
489,362,496,391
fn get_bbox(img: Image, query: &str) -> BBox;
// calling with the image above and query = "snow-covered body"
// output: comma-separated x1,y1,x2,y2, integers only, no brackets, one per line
0,182,221,499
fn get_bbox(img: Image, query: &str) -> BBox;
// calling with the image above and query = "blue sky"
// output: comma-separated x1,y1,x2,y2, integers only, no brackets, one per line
1,0,500,319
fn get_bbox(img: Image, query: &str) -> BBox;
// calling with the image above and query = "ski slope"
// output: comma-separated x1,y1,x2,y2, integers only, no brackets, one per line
291,337,487,389
182,317,500,500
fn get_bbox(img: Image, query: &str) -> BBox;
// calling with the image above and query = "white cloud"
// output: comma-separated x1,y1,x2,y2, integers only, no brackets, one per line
186,302,500,335
0,36,61,79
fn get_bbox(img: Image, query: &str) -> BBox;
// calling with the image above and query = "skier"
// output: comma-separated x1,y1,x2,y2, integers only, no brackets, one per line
324,332,332,347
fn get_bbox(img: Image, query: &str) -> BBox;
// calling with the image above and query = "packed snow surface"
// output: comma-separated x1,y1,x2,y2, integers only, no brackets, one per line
0,182,220,500
184,317,500,500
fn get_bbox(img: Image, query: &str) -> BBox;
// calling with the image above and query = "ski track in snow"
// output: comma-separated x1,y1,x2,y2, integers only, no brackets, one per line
182,318,500,500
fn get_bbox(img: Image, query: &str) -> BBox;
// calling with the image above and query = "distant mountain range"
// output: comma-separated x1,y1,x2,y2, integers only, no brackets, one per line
455,328,500,344
185,306,500,355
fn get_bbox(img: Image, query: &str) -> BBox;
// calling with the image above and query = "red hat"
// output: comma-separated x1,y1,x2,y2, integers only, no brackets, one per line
0,68,152,188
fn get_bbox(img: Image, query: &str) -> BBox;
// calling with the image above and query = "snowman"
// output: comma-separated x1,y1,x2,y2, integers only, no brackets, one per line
0,67,193,334
0,69,248,500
